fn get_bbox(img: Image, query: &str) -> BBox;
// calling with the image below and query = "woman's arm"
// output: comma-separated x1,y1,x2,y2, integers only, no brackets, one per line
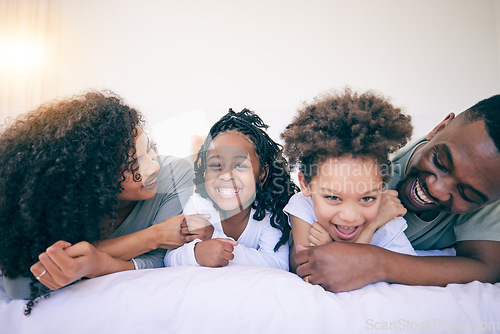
95,214,186,260
30,240,135,292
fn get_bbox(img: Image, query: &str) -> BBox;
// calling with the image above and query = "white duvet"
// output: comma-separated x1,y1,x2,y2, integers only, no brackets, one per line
1,266,499,334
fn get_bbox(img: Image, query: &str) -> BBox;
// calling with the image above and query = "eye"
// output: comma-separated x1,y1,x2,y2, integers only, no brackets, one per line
457,185,481,205
234,163,249,170
360,196,376,203
432,148,449,173
325,195,341,202
208,163,222,170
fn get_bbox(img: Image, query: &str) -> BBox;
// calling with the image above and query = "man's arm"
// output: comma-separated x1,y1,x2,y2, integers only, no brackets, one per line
295,240,500,292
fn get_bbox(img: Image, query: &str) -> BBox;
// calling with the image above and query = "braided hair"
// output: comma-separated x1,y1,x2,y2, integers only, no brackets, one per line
0,90,144,314
193,108,298,250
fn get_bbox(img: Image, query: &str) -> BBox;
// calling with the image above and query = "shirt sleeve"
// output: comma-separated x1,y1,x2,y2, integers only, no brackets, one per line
164,239,202,267
230,224,289,270
371,217,417,256
283,193,316,226
454,201,500,242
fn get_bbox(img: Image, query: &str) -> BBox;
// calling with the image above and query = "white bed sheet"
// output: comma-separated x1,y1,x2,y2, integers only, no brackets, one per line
1,266,499,334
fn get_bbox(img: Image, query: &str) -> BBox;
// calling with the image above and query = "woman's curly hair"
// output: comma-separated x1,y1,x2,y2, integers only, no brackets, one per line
193,109,299,251
281,88,413,184
0,90,144,313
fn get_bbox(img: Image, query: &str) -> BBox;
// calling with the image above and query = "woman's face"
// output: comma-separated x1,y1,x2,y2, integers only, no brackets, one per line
203,131,262,215
300,156,383,243
118,127,159,202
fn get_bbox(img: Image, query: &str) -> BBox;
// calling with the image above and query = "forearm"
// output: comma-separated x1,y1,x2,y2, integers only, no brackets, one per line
380,245,500,286
96,228,158,261
356,226,377,245
88,256,135,278
96,215,185,260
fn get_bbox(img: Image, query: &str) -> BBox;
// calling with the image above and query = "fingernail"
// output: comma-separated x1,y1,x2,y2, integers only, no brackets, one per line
203,214,210,219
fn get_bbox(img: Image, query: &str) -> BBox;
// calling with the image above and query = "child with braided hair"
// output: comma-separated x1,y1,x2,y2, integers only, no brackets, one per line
281,88,417,275
164,108,298,269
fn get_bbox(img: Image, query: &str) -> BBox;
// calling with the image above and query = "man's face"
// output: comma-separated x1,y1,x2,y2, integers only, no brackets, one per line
397,117,500,214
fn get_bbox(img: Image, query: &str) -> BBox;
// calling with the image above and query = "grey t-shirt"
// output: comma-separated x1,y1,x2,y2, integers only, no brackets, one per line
3,155,194,299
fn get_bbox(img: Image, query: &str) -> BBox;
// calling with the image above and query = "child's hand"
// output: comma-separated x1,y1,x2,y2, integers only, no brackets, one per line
181,214,214,242
194,238,238,267
369,190,407,230
309,222,333,247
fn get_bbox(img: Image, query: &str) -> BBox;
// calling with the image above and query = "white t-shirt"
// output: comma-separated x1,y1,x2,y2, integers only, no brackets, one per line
164,193,289,270
283,193,416,255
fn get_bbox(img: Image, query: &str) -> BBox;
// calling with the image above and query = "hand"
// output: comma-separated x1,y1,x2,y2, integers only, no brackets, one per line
309,222,333,246
294,242,383,292
194,238,238,267
151,214,186,249
369,190,407,230
30,240,126,291
181,214,214,242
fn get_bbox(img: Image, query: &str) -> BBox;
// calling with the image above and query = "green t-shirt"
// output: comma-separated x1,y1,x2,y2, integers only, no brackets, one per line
388,138,500,250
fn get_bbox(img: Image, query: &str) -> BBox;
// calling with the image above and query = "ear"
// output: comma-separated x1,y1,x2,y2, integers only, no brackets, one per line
426,113,455,141
298,172,312,197
258,164,269,186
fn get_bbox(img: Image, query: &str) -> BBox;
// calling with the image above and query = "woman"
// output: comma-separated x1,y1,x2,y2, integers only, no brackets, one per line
0,90,196,314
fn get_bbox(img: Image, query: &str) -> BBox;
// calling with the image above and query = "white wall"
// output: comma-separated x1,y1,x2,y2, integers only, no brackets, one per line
5,0,500,159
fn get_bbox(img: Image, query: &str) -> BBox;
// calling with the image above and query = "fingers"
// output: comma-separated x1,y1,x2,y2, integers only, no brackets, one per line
383,189,399,197
30,261,55,290
295,259,311,279
214,238,238,247
39,245,76,288
184,214,211,230
294,246,310,269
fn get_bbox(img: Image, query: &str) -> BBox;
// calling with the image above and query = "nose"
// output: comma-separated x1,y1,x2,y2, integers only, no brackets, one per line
140,155,160,179
218,167,234,182
425,174,454,203
337,204,359,224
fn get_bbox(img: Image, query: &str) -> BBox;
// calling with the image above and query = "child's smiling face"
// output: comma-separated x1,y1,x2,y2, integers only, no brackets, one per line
204,131,262,214
300,156,383,243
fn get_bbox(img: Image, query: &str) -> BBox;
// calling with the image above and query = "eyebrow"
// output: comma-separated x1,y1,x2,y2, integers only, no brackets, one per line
319,187,381,195
207,155,251,162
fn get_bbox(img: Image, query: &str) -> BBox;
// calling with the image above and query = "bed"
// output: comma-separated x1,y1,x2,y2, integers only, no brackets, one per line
1,265,499,334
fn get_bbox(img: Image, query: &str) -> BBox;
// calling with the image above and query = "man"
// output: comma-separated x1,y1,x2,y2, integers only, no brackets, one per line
295,95,500,292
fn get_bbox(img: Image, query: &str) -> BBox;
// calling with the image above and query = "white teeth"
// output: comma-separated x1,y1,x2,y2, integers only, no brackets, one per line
143,177,157,187
414,179,434,205
337,225,355,231
217,188,239,195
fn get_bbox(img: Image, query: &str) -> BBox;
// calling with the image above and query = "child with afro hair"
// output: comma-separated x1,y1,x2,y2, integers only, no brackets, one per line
281,88,417,274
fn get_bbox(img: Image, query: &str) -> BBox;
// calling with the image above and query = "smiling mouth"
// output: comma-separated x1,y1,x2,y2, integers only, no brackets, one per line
143,176,157,188
334,224,360,240
413,178,435,206
216,187,240,197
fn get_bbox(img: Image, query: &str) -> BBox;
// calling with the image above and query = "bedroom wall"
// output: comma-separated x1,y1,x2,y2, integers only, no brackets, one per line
2,0,500,159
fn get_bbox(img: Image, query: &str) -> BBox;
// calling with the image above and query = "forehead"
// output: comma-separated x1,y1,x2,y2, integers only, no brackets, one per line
207,131,256,158
312,156,382,186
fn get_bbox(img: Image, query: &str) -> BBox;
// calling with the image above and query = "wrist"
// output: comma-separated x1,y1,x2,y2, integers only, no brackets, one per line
373,246,391,283
147,224,160,250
